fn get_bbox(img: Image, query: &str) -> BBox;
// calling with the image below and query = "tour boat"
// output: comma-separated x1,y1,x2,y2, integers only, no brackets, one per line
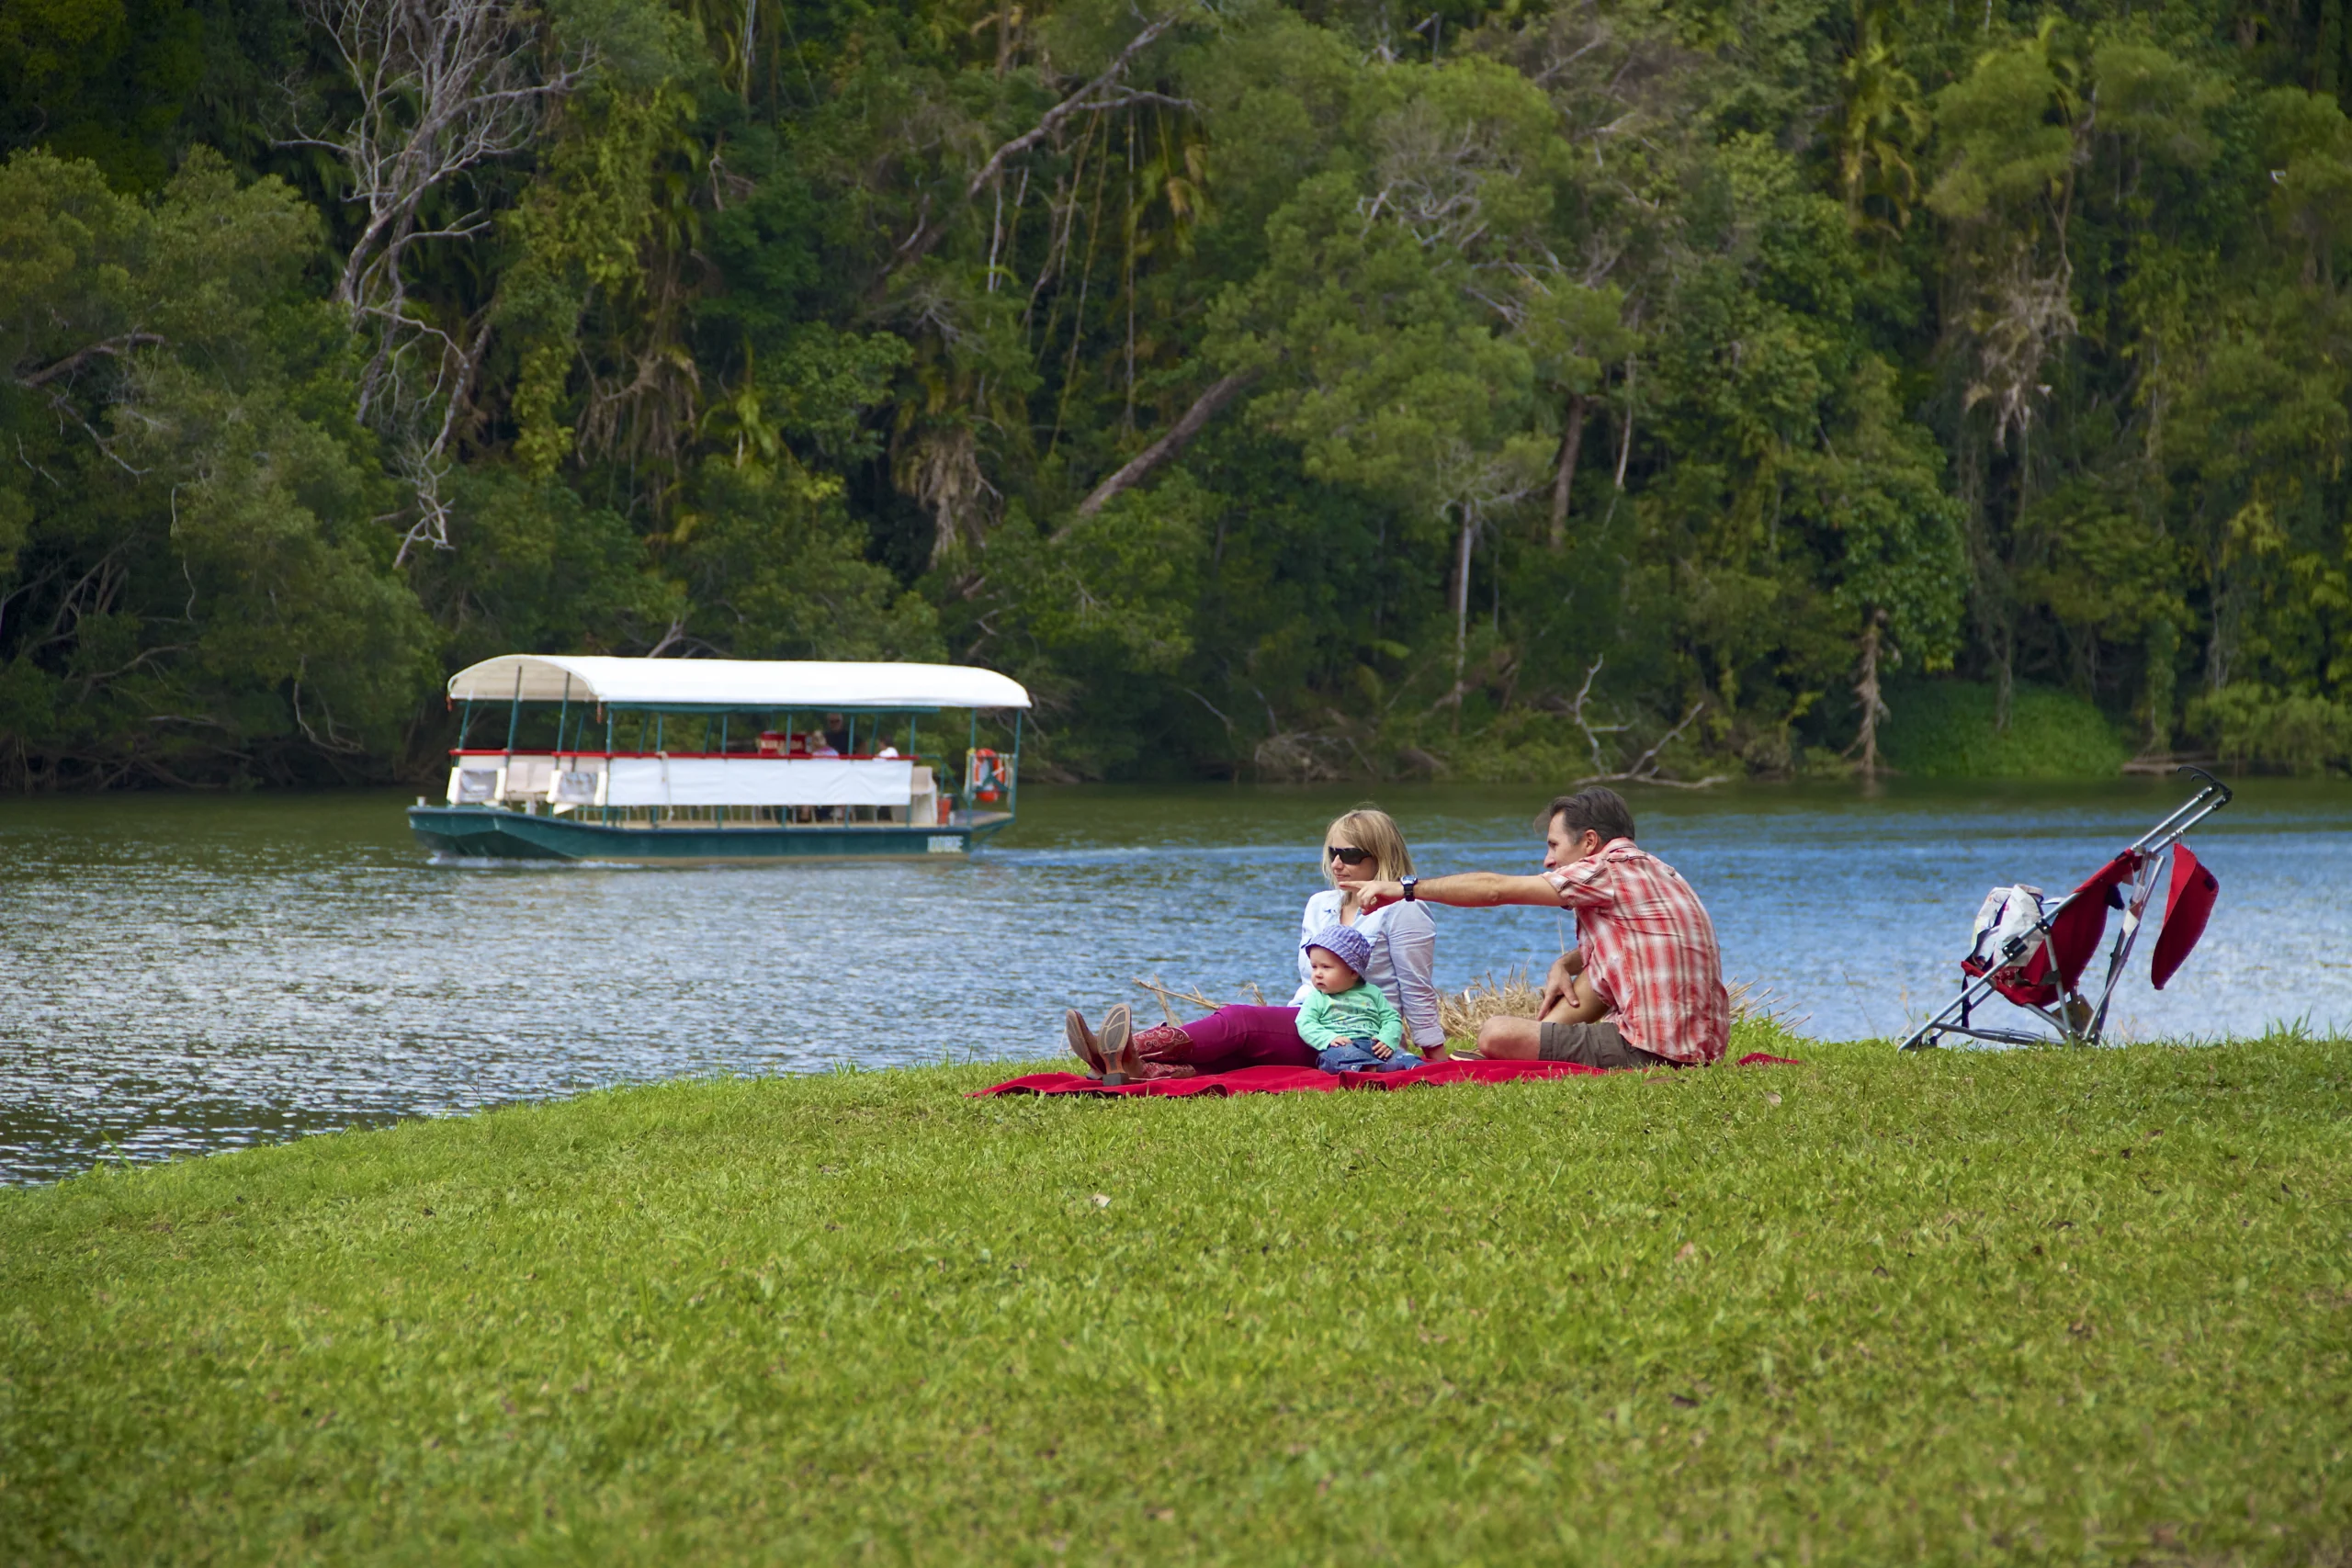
405,655,1029,863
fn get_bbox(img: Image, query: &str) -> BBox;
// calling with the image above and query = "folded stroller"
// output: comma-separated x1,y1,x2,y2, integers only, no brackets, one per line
1900,768,2232,1049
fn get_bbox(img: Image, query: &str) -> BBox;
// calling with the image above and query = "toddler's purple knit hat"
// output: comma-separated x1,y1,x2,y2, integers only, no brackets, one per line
1302,923,1372,976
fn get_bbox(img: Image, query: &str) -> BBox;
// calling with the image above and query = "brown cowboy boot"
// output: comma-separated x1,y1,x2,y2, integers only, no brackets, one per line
1099,1004,1135,1087
1130,1022,1195,1063
1064,1009,1108,1077
1098,1008,1197,1080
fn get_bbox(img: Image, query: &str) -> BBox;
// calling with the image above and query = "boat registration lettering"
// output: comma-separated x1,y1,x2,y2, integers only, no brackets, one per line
926,836,962,854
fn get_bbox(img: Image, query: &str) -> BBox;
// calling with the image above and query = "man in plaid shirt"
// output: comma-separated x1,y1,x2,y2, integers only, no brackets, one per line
1356,786,1730,1067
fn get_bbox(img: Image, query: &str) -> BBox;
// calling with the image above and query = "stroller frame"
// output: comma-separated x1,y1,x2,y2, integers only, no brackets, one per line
1899,767,2233,1051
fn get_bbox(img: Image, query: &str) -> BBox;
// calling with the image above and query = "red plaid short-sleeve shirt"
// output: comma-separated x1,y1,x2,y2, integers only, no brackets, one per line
1544,838,1730,1065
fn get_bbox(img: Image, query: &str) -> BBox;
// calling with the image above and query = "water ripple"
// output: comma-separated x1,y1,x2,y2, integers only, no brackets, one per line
3,780,2346,1183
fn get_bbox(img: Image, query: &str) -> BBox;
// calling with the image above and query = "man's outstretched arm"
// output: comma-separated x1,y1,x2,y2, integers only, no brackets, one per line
1357,873,1559,913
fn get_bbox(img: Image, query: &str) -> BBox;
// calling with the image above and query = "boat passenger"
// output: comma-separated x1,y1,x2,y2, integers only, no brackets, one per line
807,734,842,759
1064,807,1442,1080
1357,785,1730,1068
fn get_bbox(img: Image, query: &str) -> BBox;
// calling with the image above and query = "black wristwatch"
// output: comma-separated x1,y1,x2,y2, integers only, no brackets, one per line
1401,876,1419,902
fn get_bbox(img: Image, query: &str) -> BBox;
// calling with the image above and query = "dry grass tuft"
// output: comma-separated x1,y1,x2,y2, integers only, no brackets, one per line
1438,970,1811,1050
1437,968,1547,1045
1726,978,1810,1033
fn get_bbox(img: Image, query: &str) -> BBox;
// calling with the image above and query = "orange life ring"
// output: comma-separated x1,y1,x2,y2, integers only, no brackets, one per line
966,748,1004,804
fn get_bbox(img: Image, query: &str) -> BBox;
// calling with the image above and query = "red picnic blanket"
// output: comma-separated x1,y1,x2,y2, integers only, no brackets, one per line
974,1052,1802,1098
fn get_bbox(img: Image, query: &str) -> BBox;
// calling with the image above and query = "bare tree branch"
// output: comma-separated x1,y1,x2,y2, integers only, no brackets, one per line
965,14,1181,201
390,443,456,568
37,389,149,476
18,334,168,389
896,10,1188,269
1540,660,1724,786
1601,699,1706,783
1070,369,1255,521
285,0,594,557
288,0,588,316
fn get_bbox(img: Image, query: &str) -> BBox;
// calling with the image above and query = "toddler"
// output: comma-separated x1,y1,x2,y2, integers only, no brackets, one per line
1296,925,1418,1074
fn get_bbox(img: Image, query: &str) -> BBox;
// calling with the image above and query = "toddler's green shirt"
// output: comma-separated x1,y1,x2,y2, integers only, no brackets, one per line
1295,981,1407,1052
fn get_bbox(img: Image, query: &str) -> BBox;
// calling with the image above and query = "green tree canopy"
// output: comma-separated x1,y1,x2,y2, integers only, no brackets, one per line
6,0,2352,784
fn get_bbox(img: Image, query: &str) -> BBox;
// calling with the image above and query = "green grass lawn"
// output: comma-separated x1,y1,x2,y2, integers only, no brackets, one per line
4,1027,2348,1565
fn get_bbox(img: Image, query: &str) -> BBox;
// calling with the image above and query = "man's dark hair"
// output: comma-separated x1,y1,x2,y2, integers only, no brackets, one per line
1538,786,1636,845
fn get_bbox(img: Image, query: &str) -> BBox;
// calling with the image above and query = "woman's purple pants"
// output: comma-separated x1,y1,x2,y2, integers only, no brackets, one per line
1171,1005,1317,1071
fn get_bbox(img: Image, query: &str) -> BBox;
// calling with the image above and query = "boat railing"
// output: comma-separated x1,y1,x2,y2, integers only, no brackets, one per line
445,748,933,761
445,751,947,828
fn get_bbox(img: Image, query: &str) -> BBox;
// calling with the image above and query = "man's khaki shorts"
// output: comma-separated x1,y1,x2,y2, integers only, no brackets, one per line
1537,1020,1677,1069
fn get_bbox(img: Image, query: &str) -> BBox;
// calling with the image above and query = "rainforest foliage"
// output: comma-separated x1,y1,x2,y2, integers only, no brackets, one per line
5,0,2352,785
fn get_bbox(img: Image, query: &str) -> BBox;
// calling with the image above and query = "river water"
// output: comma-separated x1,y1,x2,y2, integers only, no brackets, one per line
3,779,2346,1184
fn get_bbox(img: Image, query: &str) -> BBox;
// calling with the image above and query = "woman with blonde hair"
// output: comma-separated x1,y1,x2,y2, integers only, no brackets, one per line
1064,807,1444,1080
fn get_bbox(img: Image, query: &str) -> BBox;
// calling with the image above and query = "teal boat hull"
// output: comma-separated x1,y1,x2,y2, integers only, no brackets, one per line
407,805,1012,863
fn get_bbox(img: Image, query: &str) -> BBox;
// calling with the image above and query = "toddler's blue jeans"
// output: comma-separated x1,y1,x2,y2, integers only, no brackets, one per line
1316,1037,1419,1074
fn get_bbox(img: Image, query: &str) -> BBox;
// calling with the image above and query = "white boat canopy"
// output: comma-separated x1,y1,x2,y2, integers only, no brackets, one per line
446,655,1031,711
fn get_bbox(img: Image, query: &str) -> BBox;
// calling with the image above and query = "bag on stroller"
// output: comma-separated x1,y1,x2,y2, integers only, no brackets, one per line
1901,768,2231,1049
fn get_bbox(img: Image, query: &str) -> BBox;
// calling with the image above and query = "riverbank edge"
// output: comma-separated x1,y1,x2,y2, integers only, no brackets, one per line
4,1029,2347,1564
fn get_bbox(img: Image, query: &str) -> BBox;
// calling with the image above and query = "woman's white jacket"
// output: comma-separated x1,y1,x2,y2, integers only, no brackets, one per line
1292,889,1443,1048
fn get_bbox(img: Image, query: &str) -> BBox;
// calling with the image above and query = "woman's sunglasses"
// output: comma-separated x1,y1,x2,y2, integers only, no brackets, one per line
1327,845,1374,866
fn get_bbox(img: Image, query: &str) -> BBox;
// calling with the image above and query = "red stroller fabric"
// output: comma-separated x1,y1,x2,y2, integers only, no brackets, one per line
2150,843,2218,990
974,1053,1802,1099
1962,852,2141,1008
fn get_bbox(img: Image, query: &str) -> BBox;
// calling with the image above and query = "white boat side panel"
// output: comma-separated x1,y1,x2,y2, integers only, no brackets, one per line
448,765,499,804
604,757,914,807
447,655,1030,711
501,757,557,801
